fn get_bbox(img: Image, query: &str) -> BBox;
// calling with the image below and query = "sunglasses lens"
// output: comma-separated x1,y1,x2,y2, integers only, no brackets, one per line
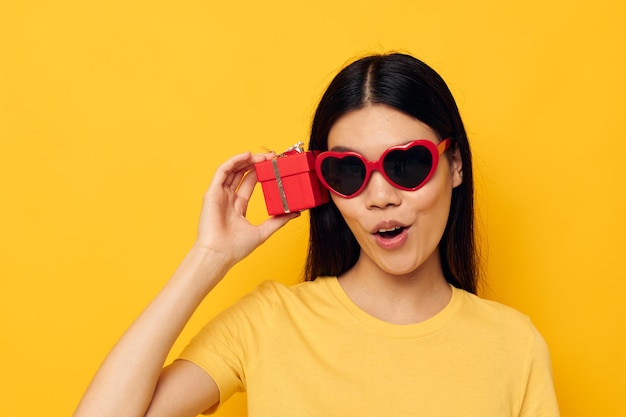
320,155,366,196
383,146,433,189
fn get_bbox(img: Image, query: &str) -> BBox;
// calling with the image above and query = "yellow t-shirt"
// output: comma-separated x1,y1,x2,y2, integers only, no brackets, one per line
179,277,559,416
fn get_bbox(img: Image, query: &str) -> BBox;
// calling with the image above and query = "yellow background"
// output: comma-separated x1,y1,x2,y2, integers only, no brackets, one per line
1,1,624,415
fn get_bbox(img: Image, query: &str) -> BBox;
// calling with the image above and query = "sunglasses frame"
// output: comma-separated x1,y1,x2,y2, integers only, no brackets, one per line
315,139,451,198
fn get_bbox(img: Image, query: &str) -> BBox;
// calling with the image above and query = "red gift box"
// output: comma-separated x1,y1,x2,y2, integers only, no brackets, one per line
255,150,329,215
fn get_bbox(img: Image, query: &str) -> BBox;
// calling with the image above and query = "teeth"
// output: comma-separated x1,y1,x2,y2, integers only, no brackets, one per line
378,226,401,233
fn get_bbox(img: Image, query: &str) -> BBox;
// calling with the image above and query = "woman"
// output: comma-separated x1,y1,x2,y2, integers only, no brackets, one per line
73,53,559,417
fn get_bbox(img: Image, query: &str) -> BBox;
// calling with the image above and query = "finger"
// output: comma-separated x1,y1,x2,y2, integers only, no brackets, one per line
229,169,247,192
231,152,274,172
252,151,276,160
210,151,252,189
257,211,301,243
224,156,254,190
235,168,258,196
224,152,275,190
232,171,260,216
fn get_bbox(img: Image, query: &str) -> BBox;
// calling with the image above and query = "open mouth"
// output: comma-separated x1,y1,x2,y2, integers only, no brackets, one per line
376,226,405,238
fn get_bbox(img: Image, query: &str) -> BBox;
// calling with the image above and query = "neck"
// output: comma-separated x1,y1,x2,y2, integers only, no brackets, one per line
337,251,451,325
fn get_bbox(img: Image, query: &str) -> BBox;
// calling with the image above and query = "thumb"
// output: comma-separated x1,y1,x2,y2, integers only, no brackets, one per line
257,212,301,243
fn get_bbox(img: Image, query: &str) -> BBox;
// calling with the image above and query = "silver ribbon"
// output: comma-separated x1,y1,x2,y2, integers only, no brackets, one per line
268,141,306,213
271,158,290,213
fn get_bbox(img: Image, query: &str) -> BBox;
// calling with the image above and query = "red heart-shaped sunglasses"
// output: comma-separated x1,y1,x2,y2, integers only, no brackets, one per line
315,139,451,198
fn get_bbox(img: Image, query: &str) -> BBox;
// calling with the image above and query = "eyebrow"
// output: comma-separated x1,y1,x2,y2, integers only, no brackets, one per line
328,145,355,152
328,139,422,153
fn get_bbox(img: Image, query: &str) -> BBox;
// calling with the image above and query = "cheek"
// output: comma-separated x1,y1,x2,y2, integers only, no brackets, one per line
330,197,371,244
331,196,359,226
409,173,454,229
420,189,452,223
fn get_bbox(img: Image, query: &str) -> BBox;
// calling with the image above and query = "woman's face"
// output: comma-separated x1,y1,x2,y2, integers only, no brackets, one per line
327,104,463,278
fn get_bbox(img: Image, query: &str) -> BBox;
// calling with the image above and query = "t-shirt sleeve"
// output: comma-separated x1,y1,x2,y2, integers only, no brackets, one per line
518,325,560,417
176,281,278,412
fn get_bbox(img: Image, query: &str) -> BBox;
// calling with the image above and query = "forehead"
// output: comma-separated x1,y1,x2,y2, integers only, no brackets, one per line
327,104,439,157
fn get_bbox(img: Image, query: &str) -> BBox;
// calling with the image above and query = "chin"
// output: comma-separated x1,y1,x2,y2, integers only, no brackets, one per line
375,247,440,278
378,259,423,277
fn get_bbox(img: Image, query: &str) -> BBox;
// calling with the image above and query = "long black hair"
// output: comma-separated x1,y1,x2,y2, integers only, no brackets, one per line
304,53,478,294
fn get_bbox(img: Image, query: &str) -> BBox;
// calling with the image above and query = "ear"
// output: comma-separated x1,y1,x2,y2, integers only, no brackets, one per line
449,146,463,188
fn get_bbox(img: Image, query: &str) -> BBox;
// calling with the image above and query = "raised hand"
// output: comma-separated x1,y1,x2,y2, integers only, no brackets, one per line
195,151,300,269
73,151,299,417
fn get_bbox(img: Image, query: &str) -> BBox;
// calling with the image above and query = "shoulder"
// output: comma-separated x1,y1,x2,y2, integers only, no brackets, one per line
453,288,547,347
452,289,559,414
456,288,532,324
244,277,335,310
451,288,554,377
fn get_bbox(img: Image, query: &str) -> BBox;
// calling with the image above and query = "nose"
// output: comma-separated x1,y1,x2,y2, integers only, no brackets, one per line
363,170,402,209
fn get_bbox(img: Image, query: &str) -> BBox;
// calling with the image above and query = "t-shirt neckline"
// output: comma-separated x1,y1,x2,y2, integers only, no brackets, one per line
320,276,464,339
